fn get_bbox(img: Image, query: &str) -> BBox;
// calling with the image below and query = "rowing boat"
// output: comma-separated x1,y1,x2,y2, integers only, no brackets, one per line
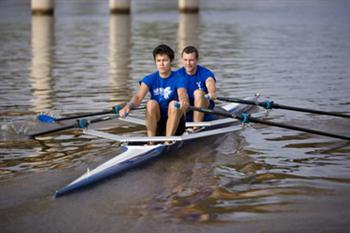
54,94,259,197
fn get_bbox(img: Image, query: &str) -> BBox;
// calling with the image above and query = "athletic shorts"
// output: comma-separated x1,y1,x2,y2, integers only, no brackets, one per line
156,115,186,136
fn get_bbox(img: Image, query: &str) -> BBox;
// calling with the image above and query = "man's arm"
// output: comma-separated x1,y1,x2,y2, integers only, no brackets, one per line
205,77,217,100
177,87,189,113
119,83,149,117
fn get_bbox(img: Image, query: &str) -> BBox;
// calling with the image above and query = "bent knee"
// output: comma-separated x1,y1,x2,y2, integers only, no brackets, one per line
168,100,178,110
194,90,206,99
146,100,159,109
168,100,181,114
146,100,160,114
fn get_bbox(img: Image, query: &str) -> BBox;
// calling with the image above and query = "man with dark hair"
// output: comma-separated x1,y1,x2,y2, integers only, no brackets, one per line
177,46,217,125
119,44,189,138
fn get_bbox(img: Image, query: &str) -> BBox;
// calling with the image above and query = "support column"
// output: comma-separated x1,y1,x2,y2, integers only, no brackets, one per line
178,13,199,64
31,0,54,15
109,14,131,101
31,15,54,112
109,0,130,14
179,0,199,13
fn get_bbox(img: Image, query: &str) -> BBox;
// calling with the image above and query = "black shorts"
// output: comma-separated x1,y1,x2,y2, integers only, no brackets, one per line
156,115,186,136
186,100,216,122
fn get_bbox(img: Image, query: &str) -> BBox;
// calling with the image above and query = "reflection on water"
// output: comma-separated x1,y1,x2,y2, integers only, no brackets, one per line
147,131,350,222
0,133,119,177
30,15,54,113
109,14,131,102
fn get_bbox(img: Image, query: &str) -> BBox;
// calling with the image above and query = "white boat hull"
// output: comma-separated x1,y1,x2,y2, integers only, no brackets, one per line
54,95,259,197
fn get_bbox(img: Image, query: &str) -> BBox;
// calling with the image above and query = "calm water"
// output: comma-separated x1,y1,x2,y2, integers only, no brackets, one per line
1,0,350,232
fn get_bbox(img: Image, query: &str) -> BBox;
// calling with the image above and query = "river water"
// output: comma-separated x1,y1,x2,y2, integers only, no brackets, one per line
1,0,350,232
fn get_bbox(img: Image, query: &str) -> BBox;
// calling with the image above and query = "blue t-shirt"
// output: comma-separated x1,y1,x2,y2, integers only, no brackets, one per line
176,65,217,122
176,65,216,104
140,71,187,117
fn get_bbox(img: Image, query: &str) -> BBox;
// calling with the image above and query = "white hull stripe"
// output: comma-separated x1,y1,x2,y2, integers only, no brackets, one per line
84,125,242,143
119,115,238,127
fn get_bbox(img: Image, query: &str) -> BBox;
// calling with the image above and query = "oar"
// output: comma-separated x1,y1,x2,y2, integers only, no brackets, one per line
37,105,145,123
217,97,350,118
29,107,123,139
188,106,350,141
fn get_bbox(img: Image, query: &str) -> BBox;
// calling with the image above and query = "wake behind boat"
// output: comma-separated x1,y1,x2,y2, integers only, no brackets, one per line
53,94,260,197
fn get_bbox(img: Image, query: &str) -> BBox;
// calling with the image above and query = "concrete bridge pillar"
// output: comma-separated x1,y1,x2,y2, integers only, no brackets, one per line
109,14,131,100
179,0,199,13
31,15,54,112
31,0,54,15
109,0,130,14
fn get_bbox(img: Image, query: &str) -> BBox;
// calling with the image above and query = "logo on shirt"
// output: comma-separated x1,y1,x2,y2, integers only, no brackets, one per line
154,87,172,99
196,82,202,90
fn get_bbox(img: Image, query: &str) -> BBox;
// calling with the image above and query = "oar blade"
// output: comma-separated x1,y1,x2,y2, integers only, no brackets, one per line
37,114,57,123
